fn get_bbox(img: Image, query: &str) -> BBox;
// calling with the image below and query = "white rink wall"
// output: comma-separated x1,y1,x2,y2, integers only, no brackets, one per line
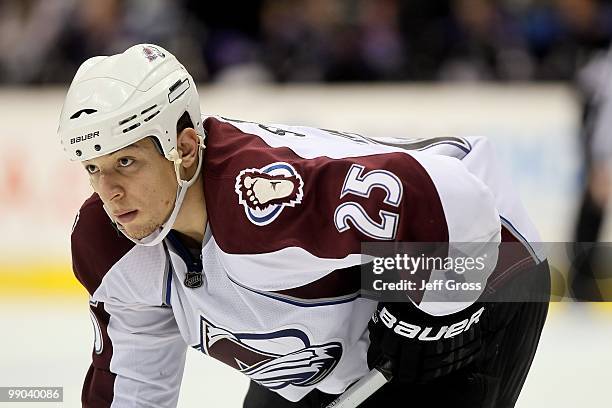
0,83,582,265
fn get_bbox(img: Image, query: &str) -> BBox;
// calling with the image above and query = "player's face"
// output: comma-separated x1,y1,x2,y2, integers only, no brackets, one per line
82,138,177,239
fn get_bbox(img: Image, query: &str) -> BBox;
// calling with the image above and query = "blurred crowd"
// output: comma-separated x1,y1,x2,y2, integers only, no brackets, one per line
1,0,612,84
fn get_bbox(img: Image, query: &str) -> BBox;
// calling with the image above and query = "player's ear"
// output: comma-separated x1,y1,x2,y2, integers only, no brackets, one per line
176,127,199,169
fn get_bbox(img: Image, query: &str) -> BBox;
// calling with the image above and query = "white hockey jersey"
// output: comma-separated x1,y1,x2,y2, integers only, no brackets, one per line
71,116,543,407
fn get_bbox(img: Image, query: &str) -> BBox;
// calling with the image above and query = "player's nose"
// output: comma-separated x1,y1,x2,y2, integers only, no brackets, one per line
96,172,124,203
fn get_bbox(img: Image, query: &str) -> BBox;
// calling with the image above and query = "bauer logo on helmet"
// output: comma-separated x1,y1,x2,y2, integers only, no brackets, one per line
70,130,99,145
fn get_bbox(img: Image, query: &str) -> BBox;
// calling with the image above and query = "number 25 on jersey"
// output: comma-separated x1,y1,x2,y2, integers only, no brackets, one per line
334,164,403,240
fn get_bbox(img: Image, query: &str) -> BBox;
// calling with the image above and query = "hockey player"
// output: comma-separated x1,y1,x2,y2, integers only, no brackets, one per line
58,44,550,408
571,45,612,301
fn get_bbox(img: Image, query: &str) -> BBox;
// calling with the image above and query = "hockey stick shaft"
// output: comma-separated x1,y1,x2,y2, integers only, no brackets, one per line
324,364,392,408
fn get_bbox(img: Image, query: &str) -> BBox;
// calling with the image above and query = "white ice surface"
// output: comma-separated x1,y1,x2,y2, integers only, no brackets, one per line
0,299,609,407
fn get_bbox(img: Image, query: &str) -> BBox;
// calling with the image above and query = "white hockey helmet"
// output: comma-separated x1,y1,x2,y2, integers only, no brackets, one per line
58,44,206,246
58,43,204,161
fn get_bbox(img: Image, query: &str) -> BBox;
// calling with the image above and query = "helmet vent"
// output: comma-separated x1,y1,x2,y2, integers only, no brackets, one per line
143,110,160,122
70,108,97,119
118,114,137,125
141,105,157,115
122,123,141,133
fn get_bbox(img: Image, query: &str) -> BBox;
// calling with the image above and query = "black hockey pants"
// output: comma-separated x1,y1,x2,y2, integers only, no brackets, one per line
244,260,550,408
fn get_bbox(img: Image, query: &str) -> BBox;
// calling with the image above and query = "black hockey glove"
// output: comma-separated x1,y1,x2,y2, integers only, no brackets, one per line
367,300,488,384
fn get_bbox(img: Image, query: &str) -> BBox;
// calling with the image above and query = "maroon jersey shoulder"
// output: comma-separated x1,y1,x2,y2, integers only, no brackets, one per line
202,117,448,257
71,193,135,296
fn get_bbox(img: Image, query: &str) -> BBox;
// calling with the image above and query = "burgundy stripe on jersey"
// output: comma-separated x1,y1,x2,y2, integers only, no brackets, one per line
72,193,135,296
484,226,538,294
268,226,537,303
82,302,116,407
272,264,362,300
72,193,134,407
202,117,449,259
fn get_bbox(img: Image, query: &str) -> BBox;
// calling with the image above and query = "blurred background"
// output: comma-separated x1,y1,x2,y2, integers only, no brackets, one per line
1,0,612,406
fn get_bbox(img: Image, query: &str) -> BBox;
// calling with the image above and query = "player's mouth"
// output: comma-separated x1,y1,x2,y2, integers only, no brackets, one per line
114,210,138,224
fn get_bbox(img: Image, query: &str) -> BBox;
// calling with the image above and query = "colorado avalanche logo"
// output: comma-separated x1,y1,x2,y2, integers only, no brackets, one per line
235,162,304,226
142,45,165,62
196,316,342,390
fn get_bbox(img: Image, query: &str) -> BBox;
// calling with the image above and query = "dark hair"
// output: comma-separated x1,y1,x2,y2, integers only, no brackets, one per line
177,111,194,134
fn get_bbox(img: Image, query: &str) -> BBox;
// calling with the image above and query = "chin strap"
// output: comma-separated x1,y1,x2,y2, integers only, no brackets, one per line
105,135,205,247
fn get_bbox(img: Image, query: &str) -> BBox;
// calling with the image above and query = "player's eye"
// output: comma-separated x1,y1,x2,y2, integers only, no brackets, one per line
85,164,99,174
118,158,134,167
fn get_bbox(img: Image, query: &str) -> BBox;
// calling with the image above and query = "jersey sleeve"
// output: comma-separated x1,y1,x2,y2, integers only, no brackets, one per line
72,194,187,407
101,302,187,407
